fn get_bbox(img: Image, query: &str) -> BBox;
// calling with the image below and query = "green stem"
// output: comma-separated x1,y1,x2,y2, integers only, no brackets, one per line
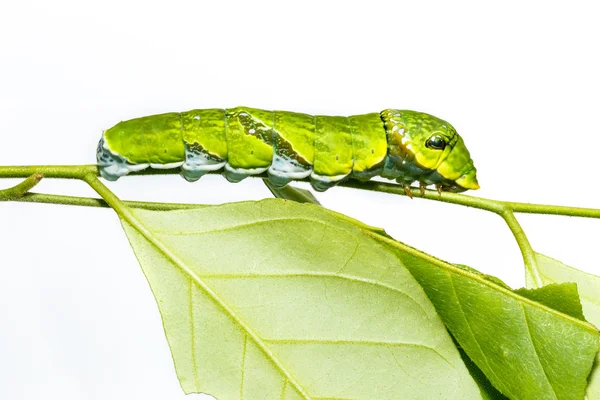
0,173,43,201
15,192,206,211
0,165,97,179
0,164,597,285
342,181,547,281
0,165,599,220
340,180,506,213
500,210,542,287
82,173,135,219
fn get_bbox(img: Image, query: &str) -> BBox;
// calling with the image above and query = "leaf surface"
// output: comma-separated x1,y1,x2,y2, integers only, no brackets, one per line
526,253,600,399
374,238,600,400
515,283,585,320
120,199,481,400
458,347,509,399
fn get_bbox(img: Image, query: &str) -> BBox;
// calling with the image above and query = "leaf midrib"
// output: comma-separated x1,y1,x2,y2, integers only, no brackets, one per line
368,230,600,333
447,273,512,399
520,304,558,399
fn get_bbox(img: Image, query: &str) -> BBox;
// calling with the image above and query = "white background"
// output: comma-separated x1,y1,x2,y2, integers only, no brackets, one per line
1,1,599,399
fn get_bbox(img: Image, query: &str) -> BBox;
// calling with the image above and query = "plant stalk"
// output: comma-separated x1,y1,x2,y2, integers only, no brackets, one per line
0,173,44,201
0,164,598,283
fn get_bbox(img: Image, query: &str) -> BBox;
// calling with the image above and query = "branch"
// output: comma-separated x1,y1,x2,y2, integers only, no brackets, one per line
0,174,44,201
15,192,206,211
500,209,541,287
1,164,598,285
1,165,599,220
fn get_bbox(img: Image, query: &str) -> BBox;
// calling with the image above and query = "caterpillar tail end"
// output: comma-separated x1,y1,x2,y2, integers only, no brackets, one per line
96,135,149,181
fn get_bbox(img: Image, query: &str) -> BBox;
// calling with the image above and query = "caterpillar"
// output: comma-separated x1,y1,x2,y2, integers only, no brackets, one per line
96,107,479,193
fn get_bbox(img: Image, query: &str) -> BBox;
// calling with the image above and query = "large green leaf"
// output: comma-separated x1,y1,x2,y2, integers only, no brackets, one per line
374,237,600,400
119,199,481,399
526,253,600,399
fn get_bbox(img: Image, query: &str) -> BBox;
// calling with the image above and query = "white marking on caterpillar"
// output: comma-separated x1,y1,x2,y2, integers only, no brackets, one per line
150,162,184,169
223,163,268,183
193,115,200,120
224,164,268,175
96,135,149,181
181,144,226,182
268,154,312,181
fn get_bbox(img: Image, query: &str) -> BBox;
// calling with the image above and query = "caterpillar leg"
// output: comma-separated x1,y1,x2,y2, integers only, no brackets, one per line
180,143,226,182
309,174,349,192
223,165,268,183
267,154,312,188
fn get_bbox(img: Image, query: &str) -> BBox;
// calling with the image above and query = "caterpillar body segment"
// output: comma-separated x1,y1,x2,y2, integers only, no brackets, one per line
97,107,479,192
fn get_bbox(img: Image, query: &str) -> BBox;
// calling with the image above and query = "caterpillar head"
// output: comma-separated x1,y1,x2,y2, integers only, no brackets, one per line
382,110,479,192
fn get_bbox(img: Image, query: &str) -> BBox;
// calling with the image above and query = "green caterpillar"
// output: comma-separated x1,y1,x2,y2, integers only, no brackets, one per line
97,107,479,193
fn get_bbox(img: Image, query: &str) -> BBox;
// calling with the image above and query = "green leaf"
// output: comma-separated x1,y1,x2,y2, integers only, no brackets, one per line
458,347,509,400
119,199,481,399
526,253,600,399
455,264,512,290
374,237,600,400
515,283,586,321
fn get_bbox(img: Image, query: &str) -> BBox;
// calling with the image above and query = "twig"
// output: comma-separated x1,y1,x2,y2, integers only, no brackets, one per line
1,164,598,283
0,173,44,201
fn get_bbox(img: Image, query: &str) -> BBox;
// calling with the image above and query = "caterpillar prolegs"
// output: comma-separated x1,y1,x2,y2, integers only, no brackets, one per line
97,107,479,193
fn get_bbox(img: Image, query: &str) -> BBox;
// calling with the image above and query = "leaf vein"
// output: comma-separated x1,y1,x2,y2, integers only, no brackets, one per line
189,280,200,392
520,304,558,399
201,272,428,316
280,379,287,400
448,273,514,398
150,216,342,237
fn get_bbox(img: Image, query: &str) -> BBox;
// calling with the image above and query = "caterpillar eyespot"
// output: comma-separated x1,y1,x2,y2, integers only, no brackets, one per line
426,135,447,150
97,107,479,192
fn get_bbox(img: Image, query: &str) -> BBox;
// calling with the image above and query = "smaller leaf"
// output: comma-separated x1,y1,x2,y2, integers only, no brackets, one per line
515,283,585,321
376,240,600,400
526,253,600,399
